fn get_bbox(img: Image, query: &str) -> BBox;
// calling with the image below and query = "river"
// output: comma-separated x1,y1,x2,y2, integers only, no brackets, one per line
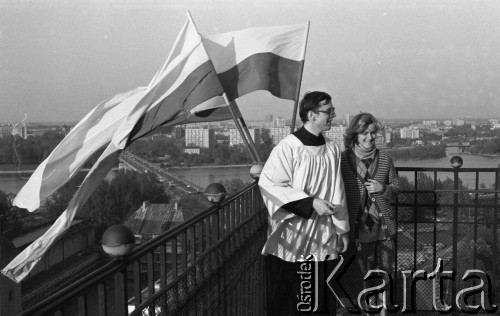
1,149,499,195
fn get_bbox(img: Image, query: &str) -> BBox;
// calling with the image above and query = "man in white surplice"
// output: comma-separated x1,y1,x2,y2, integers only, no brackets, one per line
259,91,349,315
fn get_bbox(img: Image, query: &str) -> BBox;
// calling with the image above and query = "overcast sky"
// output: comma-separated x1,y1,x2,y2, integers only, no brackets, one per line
1,0,500,123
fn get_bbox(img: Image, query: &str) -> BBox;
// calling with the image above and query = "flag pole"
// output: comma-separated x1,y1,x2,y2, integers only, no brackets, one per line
231,103,263,164
290,21,310,134
222,95,262,164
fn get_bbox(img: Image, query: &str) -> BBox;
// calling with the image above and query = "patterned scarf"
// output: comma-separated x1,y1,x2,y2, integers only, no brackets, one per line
353,143,376,160
350,147,379,236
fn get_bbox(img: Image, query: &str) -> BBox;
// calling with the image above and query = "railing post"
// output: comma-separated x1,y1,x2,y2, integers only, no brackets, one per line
97,283,107,316
0,274,21,316
493,170,499,300
452,164,459,311
114,265,128,316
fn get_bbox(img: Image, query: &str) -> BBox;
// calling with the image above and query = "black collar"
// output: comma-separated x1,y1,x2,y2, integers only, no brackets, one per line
293,126,325,146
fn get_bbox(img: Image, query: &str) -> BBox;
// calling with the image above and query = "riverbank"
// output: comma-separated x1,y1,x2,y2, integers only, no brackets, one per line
0,170,36,174
461,152,500,158
0,164,39,172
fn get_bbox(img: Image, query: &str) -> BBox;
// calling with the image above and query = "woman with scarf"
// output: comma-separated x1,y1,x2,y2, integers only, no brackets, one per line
339,112,400,315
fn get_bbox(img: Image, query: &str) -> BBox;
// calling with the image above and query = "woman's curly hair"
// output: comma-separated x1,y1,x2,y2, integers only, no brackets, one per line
344,112,382,149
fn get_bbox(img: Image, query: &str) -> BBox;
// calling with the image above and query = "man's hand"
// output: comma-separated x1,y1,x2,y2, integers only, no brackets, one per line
336,233,349,253
312,198,336,216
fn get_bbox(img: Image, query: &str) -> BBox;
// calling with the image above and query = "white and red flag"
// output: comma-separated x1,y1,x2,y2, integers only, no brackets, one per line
3,16,309,282
3,13,228,282
202,23,308,101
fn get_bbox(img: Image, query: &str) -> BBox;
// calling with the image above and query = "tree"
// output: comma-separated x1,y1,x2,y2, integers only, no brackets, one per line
0,190,28,237
483,140,497,154
0,190,11,234
398,172,467,223
256,129,274,161
219,178,253,196
80,170,169,227
41,169,169,238
43,173,85,219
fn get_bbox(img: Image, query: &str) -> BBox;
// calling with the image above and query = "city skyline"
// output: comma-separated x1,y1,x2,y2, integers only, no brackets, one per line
2,1,500,123
2,112,499,127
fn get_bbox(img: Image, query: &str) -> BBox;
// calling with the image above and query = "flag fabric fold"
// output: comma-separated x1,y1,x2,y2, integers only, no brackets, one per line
2,142,122,281
13,88,147,212
3,15,228,282
3,17,309,283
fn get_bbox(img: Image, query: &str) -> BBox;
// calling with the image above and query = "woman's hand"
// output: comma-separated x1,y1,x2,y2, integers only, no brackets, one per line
364,179,385,194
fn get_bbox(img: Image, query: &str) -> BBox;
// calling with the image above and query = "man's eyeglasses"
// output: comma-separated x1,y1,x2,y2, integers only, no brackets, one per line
314,108,336,118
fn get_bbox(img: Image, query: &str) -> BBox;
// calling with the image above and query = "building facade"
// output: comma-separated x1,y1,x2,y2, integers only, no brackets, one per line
0,125,12,138
0,123,28,139
229,128,261,147
273,117,286,128
184,148,201,155
185,128,214,148
400,127,420,139
323,125,346,151
422,120,437,126
268,127,290,145
452,118,465,126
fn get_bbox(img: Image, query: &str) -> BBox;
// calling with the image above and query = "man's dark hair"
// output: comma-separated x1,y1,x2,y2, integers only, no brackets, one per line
298,91,332,123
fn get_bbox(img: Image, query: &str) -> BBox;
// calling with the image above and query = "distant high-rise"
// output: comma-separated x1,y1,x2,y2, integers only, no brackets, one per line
323,125,346,151
0,125,12,138
375,131,386,148
185,128,214,148
265,114,273,122
229,128,261,146
268,127,290,144
384,128,392,143
400,127,420,139
422,120,437,126
273,117,286,128
11,121,28,139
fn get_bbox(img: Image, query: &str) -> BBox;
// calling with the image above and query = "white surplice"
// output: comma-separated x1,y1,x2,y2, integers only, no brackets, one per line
258,134,349,262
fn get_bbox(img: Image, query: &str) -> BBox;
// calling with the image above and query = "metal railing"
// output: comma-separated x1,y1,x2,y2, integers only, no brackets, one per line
394,167,500,313
21,182,267,316
20,166,500,315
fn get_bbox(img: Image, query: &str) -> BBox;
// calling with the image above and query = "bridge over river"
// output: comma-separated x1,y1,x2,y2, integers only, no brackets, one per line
118,151,203,194
444,142,471,153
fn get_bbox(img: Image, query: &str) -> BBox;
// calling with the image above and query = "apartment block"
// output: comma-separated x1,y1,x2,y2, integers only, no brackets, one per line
323,125,346,151
268,127,290,145
422,120,437,126
0,125,12,138
400,127,420,139
185,128,214,148
229,128,261,147
1,123,28,139
184,148,201,155
273,117,286,128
